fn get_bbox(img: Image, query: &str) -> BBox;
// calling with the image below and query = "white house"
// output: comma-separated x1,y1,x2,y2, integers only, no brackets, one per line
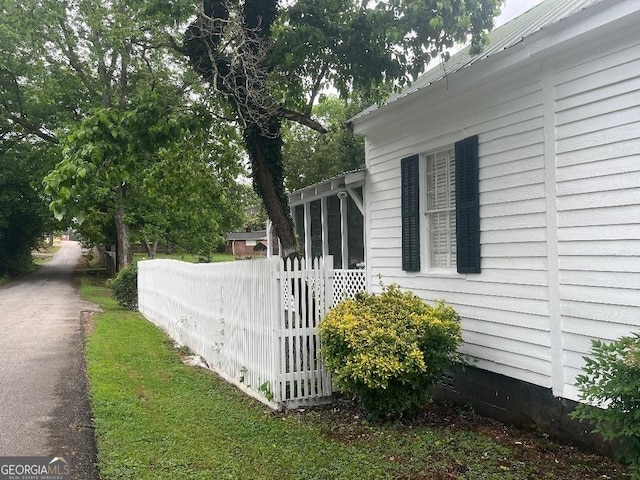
350,0,640,444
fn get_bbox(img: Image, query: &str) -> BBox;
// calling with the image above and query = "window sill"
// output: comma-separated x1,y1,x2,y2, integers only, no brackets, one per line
416,269,461,279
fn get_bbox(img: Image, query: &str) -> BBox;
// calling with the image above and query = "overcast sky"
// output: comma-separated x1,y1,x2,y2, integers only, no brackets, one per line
495,0,546,26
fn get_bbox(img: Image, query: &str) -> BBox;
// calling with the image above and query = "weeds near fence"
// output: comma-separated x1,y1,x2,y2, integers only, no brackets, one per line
82,273,630,480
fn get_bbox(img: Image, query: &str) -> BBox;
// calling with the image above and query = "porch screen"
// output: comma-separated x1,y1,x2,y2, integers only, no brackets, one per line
327,195,343,269
310,199,323,259
294,205,305,257
347,193,364,269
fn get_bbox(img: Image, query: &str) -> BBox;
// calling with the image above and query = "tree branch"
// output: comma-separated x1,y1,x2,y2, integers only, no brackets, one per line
278,108,327,133
6,113,59,144
306,62,328,116
189,0,282,138
56,19,98,98
0,66,25,116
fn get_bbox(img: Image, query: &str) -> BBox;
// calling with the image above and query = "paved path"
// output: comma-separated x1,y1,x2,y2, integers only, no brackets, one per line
0,241,98,478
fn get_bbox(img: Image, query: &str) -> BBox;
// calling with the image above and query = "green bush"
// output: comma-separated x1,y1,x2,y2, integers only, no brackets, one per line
570,333,640,478
319,284,462,419
110,263,138,310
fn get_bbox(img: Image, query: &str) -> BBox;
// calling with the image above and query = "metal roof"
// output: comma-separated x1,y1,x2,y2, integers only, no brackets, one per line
351,0,605,122
288,165,366,205
226,230,268,241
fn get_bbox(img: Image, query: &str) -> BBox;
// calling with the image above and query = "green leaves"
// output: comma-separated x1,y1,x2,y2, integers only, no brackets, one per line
282,95,365,191
271,0,503,102
0,145,55,276
571,333,640,474
319,284,462,419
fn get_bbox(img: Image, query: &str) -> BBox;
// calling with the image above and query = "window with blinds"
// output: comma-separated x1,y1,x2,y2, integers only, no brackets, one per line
401,135,479,274
425,147,457,270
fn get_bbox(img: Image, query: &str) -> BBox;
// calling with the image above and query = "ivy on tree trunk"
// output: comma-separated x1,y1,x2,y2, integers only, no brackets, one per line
244,122,298,259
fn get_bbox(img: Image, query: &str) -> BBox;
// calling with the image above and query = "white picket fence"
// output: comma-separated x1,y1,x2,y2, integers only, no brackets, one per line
138,256,366,408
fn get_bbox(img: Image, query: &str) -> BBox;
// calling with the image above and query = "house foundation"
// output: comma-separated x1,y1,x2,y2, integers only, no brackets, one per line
433,365,615,457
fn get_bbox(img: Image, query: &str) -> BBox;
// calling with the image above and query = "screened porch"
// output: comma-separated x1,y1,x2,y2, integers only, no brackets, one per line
288,168,365,270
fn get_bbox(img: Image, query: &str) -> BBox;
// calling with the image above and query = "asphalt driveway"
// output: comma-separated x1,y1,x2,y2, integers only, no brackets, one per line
0,241,98,479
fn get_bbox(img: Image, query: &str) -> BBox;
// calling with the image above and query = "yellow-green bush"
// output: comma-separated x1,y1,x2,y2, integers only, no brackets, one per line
319,284,462,418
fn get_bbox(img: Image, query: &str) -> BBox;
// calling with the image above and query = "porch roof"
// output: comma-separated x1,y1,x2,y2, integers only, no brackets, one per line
288,166,365,207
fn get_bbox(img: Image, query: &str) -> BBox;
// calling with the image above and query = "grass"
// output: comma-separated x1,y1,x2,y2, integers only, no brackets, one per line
32,243,62,266
82,272,630,480
133,252,236,264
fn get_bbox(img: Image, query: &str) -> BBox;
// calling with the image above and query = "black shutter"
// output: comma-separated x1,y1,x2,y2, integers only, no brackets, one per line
455,135,481,273
401,155,420,272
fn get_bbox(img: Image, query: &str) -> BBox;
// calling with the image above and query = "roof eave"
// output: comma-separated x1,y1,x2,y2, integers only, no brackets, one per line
350,0,634,133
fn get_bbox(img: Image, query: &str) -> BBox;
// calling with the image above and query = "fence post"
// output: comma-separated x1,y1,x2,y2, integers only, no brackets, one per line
271,257,283,403
323,255,334,314
317,255,332,397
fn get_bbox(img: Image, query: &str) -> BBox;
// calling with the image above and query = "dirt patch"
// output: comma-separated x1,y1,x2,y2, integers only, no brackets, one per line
283,396,629,479
80,310,98,337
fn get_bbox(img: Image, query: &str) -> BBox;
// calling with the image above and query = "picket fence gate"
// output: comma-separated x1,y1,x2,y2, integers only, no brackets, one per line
138,256,366,408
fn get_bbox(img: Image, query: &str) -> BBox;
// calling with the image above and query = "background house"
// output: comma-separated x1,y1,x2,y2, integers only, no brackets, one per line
350,0,640,447
225,230,275,257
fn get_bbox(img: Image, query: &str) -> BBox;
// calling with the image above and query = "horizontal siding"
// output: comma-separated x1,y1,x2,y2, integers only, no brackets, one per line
560,270,640,290
463,347,551,387
554,33,640,400
364,64,550,388
558,205,640,227
560,255,640,272
481,183,546,205
558,239,640,256
361,23,640,401
483,256,547,271
557,171,640,196
557,150,640,178
481,227,547,244
561,301,640,327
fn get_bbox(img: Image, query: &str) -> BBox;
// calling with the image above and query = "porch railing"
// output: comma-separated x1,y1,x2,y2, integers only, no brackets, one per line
138,256,366,408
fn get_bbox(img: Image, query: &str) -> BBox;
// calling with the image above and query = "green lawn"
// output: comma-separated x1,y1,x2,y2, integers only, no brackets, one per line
132,252,236,264
82,273,629,480
32,244,61,266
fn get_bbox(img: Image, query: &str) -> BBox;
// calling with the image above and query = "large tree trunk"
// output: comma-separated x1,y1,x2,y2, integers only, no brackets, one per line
183,1,300,258
114,186,132,271
244,123,299,259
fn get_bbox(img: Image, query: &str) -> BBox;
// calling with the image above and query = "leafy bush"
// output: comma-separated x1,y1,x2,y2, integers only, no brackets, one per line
570,333,640,478
319,284,462,419
110,263,138,310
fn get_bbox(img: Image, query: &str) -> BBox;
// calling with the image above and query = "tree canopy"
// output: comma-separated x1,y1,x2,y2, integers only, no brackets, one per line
283,96,367,192
1,0,504,273
1,0,247,272
183,0,503,258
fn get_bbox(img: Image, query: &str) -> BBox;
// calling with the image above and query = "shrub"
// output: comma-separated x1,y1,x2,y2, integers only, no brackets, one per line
570,333,640,478
319,284,462,419
110,263,138,310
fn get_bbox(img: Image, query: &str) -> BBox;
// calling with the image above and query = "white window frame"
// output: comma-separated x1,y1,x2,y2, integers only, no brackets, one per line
421,145,457,273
